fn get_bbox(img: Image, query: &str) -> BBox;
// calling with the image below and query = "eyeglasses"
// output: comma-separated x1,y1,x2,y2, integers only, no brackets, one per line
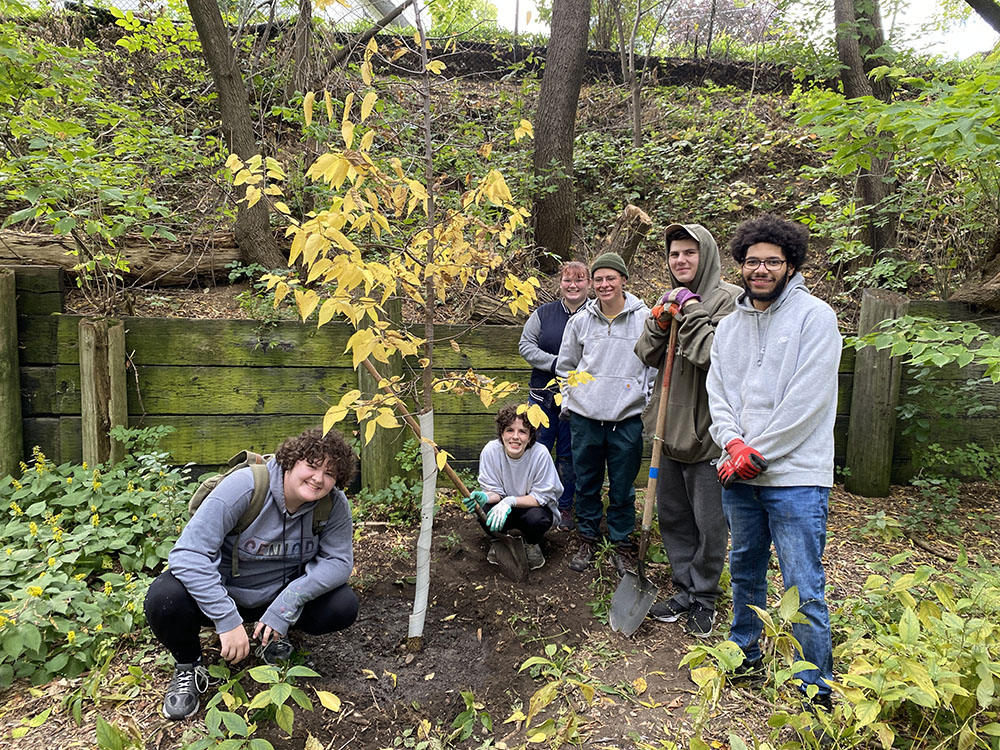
742,257,787,270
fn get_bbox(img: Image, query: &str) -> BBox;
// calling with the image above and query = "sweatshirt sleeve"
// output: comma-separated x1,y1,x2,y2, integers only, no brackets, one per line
707,320,743,451
258,491,354,635
634,317,668,368
519,310,556,372
673,294,736,370
167,470,252,634
525,449,563,511
748,306,842,461
478,442,505,496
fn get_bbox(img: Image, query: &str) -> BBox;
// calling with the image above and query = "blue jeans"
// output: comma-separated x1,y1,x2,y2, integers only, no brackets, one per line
533,395,576,510
722,484,834,696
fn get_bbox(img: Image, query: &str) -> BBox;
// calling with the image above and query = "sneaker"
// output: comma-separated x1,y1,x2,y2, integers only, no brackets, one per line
162,661,209,721
257,636,295,665
729,657,766,687
568,540,594,572
649,596,688,623
685,603,716,638
525,543,545,570
486,546,498,565
555,509,576,532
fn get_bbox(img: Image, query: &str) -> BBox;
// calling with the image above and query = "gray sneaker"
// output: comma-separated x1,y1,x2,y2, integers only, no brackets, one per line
525,543,545,570
257,636,295,665
162,661,209,721
568,540,594,572
649,596,689,623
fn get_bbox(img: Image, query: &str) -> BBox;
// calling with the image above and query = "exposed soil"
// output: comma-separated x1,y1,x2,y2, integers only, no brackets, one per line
3,483,997,750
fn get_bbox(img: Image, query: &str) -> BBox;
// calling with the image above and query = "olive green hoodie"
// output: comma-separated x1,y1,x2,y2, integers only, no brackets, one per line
634,224,740,464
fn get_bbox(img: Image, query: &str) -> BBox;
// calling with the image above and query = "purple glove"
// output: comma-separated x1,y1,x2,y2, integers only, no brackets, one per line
658,288,701,308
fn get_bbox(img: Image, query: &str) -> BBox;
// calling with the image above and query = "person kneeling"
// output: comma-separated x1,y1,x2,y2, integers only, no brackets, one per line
144,427,359,721
463,405,563,570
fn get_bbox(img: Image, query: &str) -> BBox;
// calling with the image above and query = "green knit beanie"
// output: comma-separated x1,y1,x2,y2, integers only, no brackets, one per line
590,252,628,278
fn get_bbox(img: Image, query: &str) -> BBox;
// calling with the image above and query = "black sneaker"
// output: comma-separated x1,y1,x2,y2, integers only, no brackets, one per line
729,657,766,687
685,603,716,638
162,661,210,721
257,636,295,665
525,543,546,570
649,596,688,623
568,540,594,572
803,693,835,747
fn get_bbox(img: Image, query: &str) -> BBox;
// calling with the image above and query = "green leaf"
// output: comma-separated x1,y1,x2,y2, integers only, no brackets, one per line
220,711,249,737
3,631,24,659
275,703,294,734
268,681,293,706
778,586,801,622
898,607,920,645
95,716,124,750
977,672,995,708
249,740,275,750
249,665,279,684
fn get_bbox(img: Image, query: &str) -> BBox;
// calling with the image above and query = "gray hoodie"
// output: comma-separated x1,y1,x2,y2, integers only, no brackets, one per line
168,458,354,635
706,274,842,487
556,291,654,422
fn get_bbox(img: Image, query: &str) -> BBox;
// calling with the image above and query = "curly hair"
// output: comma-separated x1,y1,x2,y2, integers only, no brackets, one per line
495,404,537,449
275,427,358,489
729,214,809,270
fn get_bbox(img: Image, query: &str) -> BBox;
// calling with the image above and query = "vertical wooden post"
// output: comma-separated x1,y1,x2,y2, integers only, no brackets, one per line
845,289,908,497
0,269,23,477
358,298,404,491
79,318,128,466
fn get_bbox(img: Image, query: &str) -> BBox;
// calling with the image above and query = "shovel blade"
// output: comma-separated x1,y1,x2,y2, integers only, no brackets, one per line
491,535,530,582
609,570,658,636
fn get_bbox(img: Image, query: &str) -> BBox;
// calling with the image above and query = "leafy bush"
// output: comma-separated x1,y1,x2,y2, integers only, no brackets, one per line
0,427,193,687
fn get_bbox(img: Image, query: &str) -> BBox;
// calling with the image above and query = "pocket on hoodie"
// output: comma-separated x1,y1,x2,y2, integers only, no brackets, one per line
664,403,704,463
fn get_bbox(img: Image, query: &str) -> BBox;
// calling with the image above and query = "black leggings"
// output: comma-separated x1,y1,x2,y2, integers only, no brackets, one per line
144,571,359,663
476,505,554,545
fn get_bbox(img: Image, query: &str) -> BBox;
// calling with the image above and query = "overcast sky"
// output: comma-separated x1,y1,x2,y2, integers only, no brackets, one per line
486,0,999,57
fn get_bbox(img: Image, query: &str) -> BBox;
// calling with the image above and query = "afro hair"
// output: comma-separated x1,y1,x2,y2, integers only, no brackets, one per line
729,214,809,271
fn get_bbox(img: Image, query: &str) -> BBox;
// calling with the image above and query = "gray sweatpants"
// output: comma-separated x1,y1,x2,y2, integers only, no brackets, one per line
656,458,728,610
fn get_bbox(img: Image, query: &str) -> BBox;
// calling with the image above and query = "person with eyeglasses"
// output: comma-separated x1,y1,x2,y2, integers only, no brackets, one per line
634,223,740,638
706,214,841,717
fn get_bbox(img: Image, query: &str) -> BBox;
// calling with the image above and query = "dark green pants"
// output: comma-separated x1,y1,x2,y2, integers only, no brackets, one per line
569,413,643,544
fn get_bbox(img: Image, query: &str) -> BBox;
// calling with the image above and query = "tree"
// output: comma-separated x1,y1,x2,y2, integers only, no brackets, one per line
962,0,1000,33
532,0,591,264
833,0,896,256
186,0,285,269
615,0,675,147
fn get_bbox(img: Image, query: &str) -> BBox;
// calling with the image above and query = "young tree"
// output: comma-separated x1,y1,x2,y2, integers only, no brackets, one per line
186,0,285,269
532,0,591,264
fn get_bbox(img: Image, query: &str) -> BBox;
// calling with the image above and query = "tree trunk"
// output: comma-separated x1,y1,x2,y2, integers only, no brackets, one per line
833,0,896,255
532,0,591,266
186,0,285,270
286,0,312,100
963,0,1000,34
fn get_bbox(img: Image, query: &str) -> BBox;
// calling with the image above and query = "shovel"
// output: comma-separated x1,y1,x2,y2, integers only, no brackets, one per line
360,359,530,583
610,318,678,636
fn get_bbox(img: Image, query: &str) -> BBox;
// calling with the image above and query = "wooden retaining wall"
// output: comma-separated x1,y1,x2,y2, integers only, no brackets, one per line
23,263,993,489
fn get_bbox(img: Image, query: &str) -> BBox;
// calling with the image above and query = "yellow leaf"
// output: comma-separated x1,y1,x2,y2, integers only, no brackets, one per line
305,734,324,750
224,153,243,171
295,289,319,321
424,672,435,680
323,405,347,435
436,450,450,471
360,129,375,152
365,37,378,57
244,185,262,207
362,668,377,679
361,91,377,122
441,614,456,621
323,90,334,121
342,120,355,149
315,689,342,711
426,59,445,75
632,676,648,695
476,268,488,284
317,298,339,327
478,142,492,158
450,339,461,353
526,403,549,429
525,10,532,23
274,201,291,215
364,419,377,445
504,709,526,724
342,92,354,124
303,90,315,127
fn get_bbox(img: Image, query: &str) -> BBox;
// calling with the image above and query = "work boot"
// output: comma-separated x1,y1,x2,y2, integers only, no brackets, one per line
568,540,594,572
525,543,545,570
162,660,210,721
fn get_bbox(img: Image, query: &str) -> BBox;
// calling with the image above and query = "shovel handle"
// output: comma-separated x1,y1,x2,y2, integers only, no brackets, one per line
640,319,679,556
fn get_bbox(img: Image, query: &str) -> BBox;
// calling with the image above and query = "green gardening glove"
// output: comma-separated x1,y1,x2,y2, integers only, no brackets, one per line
462,490,489,513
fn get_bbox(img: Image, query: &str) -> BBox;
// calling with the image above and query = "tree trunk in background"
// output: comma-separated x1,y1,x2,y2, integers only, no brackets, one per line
963,0,1000,33
186,0,285,269
532,0,591,267
834,0,896,256
287,0,312,100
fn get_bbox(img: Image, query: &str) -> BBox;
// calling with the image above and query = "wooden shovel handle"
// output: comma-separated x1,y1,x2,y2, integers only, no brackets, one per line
640,318,679,543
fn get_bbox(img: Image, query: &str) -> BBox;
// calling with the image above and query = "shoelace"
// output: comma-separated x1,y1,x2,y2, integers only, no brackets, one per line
170,664,210,695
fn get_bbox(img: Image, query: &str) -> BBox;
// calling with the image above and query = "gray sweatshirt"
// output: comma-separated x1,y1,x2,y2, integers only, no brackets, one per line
707,275,842,487
478,439,563,519
555,292,654,422
168,458,354,635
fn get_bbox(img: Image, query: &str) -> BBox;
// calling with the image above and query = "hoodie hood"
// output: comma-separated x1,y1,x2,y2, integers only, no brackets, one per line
664,223,721,296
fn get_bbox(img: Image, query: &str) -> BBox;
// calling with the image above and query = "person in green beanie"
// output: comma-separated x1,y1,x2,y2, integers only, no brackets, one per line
555,252,653,575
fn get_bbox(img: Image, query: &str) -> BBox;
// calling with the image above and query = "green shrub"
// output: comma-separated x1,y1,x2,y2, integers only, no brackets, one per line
0,427,193,687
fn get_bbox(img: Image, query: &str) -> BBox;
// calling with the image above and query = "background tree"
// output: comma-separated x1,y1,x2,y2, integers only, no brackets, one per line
532,0,591,264
186,0,285,268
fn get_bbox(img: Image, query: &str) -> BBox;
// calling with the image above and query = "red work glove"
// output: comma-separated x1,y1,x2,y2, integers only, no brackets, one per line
651,288,701,330
718,439,768,488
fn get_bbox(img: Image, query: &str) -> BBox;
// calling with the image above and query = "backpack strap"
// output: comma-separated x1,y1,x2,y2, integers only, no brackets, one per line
311,493,334,536
230,459,270,578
